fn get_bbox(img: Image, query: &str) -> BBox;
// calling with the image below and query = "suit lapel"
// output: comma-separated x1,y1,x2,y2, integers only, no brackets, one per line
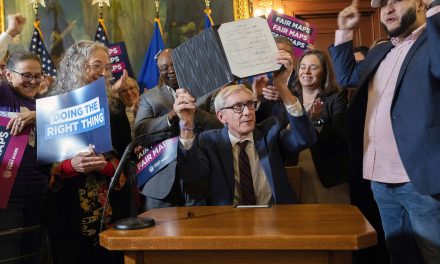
359,43,394,89
393,32,427,103
158,85,175,109
351,43,394,105
253,128,275,196
219,128,235,193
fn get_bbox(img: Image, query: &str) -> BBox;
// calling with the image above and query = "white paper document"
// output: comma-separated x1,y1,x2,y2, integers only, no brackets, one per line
218,17,281,78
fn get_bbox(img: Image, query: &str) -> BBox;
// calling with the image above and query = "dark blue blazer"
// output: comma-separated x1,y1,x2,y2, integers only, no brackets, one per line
178,113,317,205
329,13,440,195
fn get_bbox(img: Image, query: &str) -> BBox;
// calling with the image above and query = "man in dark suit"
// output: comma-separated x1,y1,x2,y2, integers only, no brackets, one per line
176,53,316,205
133,48,221,209
329,0,440,263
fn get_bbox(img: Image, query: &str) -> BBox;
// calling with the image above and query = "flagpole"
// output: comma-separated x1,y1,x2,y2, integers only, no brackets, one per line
137,0,165,90
32,2,43,41
155,0,159,19
92,0,111,45
204,0,214,27
33,2,38,21
154,0,163,38
98,2,103,19
28,0,57,77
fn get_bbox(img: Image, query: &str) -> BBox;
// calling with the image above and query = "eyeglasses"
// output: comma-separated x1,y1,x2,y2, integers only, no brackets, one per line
221,101,259,113
87,63,113,72
8,69,45,83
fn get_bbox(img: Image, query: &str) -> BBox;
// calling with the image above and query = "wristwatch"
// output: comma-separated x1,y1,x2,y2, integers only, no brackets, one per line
314,118,324,127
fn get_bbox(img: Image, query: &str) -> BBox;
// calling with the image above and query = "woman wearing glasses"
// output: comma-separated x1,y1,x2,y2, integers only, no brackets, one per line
44,40,126,264
0,50,48,263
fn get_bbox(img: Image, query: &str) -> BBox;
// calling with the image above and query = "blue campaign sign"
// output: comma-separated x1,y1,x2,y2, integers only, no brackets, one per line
36,77,112,164
135,137,178,189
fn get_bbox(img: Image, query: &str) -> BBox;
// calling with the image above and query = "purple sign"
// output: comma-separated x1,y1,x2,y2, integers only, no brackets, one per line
135,137,178,189
267,10,317,58
108,42,134,81
0,116,30,208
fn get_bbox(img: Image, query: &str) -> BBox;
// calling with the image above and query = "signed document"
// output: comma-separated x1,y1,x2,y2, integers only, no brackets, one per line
172,16,281,101
218,17,281,78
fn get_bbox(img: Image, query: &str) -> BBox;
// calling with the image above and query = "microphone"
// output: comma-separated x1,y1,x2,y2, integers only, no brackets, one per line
100,126,172,231
108,126,172,192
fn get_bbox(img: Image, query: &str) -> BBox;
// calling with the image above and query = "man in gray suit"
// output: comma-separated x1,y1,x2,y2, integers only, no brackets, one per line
134,48,222,209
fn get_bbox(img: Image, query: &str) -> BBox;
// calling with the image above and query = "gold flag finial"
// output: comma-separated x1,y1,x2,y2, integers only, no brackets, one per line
27,0,46,20
92,0,111,18
204,0,212,15
27,0,46,7
91,0,111,7
154,0,160,18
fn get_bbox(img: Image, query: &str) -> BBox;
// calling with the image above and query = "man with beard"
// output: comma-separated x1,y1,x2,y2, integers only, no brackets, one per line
134,48,221,209
329,0,440,263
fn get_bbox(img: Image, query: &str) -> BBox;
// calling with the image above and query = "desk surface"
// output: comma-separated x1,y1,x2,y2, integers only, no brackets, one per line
100,205,376,251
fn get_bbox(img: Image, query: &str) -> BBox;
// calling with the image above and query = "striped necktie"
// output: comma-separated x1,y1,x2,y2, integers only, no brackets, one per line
237,140,256,205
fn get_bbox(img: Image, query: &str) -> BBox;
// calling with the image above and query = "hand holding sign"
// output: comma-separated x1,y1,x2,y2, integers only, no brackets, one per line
338,0,360,30
6,111,36,136
71,144,108,173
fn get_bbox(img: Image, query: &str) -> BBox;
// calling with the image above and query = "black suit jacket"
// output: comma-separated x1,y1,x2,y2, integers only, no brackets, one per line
287,90,349,188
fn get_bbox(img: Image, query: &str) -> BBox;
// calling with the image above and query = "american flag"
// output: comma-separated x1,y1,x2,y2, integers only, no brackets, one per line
95,18,110,46
29,21,57,77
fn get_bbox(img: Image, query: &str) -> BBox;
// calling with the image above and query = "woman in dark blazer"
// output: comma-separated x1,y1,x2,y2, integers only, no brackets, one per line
290,49,350,204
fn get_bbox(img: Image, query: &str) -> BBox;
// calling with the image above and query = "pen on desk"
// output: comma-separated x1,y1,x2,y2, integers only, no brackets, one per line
234,205,271,208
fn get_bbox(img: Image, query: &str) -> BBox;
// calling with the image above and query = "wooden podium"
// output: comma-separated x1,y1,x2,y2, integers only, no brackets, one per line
100,205,376,264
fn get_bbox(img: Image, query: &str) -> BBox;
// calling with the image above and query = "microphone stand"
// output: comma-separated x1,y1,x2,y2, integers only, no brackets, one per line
100,127,172,231
111,142,155,230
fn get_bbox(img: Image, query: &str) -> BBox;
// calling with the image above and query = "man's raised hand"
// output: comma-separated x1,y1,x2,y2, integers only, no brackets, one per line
337,0,360,30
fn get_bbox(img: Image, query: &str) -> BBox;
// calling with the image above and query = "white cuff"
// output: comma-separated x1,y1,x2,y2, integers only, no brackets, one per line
179,136,195,150
335,30,353,46
285,100,303,117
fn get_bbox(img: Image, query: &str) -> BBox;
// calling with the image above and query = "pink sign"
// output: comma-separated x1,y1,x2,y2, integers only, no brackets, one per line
0,116,30,208
267,10,317,58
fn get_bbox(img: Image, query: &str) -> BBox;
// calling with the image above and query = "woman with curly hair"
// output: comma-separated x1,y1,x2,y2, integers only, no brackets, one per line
45,40,127,264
